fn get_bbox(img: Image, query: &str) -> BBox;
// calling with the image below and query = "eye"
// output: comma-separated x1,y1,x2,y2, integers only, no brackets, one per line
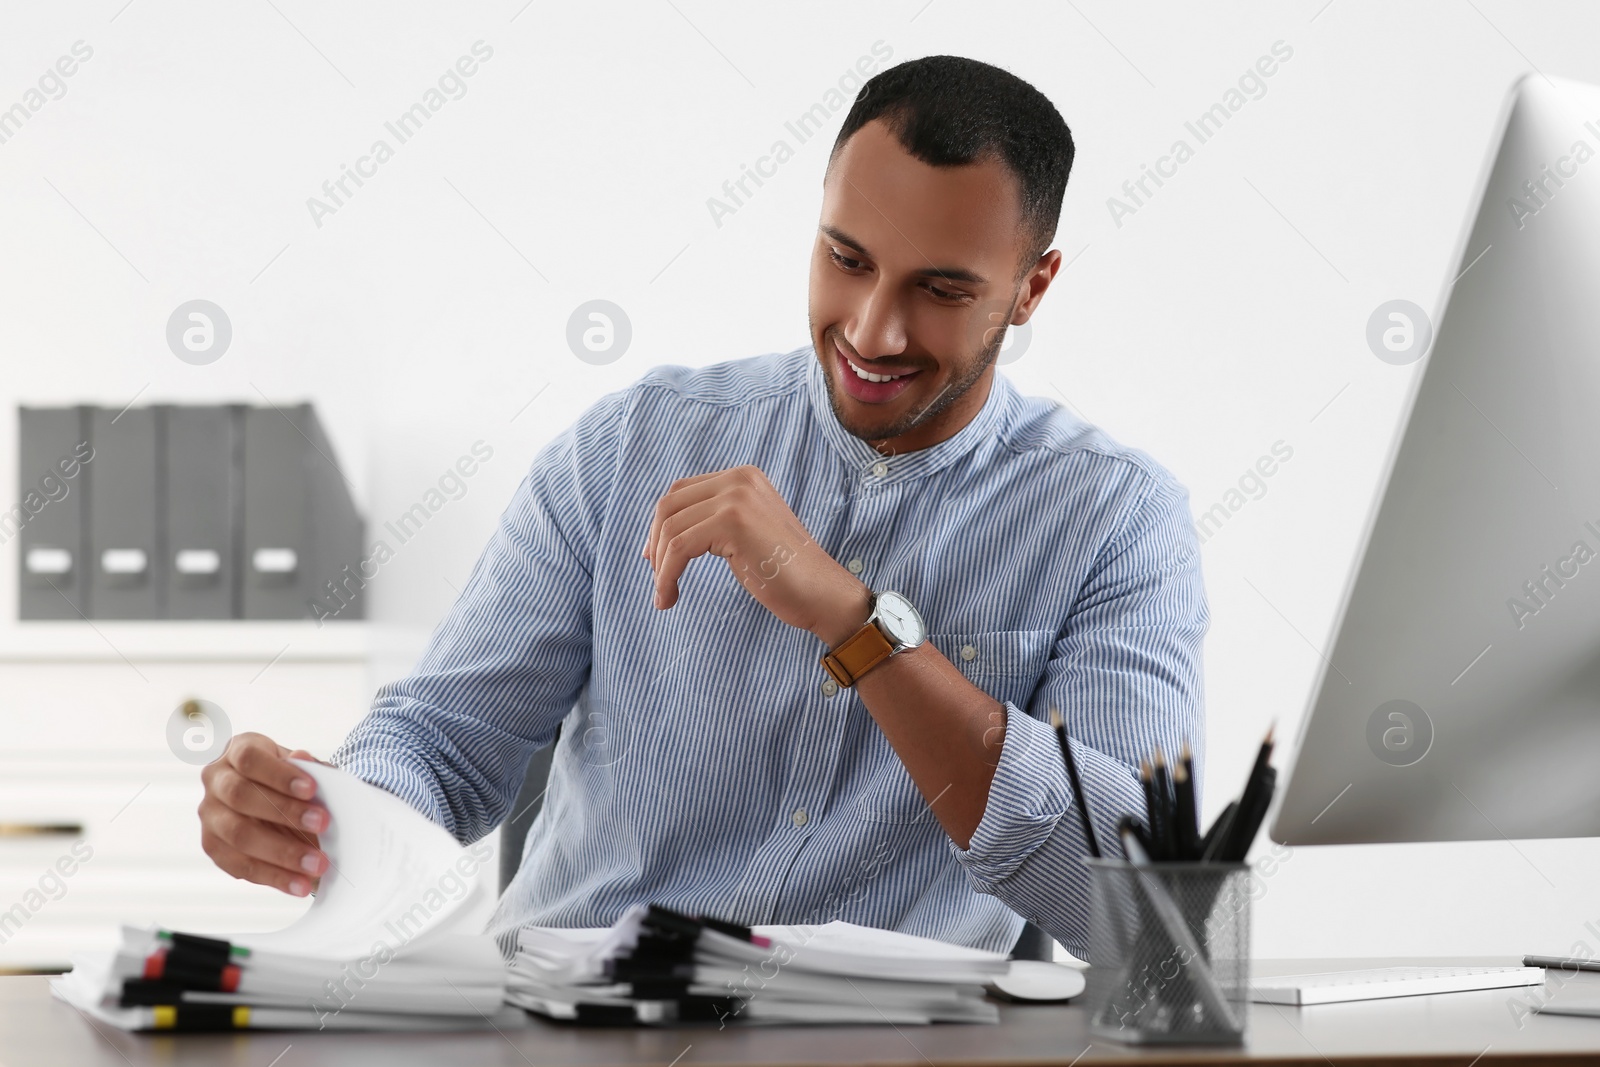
827,245,971,303
826,246,864,271
923,281,969,302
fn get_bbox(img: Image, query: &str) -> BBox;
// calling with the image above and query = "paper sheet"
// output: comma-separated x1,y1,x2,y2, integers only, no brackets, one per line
240,760,496,964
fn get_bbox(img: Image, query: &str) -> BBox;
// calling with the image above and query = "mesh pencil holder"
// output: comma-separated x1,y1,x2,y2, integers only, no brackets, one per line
1084,858,1252,1045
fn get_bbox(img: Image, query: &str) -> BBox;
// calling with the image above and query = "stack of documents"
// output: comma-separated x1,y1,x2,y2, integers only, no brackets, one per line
507,903,1009,1025
52,762,510,1031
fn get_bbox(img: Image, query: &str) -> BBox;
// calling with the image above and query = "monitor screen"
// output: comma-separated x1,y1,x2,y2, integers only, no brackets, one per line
1274,73,1600,845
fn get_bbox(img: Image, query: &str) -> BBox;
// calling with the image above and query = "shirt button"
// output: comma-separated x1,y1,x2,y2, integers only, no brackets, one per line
791,808,809,827
820,677,839,697
846,558,864,575
871,461,888,478
961,644,978,662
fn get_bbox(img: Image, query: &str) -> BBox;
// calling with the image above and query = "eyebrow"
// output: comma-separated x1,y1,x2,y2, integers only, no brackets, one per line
819,224,989,286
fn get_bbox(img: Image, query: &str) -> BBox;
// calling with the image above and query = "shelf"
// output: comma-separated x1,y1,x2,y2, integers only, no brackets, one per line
0,621,369,663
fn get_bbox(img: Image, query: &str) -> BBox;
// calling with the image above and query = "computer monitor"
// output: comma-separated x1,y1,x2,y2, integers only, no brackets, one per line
1273,72,1600,845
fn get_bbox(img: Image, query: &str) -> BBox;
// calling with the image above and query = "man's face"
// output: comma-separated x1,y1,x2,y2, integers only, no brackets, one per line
808,118,1036,453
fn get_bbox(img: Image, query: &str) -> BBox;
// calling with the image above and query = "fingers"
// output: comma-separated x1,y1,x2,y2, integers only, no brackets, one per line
226,733,319,800
644,474,725,569
209,765,329,833
204,734,327,833
200,832,318,898
198,733,330,899
643,467,780,569
195,803,327,890
653,508,727,609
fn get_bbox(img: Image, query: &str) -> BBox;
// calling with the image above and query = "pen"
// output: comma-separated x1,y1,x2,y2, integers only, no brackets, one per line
1050,708,1101,858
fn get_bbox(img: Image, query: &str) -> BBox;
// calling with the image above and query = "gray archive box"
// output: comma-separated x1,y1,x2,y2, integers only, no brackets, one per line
16,406,93,619
164,405,243,619
241,404,364,620
88,407,162,619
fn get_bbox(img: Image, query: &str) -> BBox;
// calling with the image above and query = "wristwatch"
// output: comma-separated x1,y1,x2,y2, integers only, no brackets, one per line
819,590,927,688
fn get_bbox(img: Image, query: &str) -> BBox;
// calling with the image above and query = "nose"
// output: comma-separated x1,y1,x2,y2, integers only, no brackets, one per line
843,276,908,362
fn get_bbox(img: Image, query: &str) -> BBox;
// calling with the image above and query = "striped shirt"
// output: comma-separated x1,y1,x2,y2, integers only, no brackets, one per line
331,343,1209,959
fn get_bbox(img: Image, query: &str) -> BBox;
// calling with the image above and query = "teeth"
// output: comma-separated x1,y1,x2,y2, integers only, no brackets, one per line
846,356,908,383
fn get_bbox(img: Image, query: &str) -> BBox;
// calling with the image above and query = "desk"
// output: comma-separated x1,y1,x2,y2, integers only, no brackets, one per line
6,958,1600,1066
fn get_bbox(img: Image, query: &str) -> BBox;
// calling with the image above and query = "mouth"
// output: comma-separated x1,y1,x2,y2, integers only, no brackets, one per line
833,342,922,404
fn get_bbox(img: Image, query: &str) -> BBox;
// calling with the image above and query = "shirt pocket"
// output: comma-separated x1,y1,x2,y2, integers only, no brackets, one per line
856,629,1056,825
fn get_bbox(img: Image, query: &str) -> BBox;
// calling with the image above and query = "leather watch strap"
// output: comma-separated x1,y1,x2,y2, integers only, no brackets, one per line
820,620,895,688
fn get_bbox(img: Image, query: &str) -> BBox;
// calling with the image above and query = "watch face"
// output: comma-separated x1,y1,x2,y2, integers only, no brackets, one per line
874,591,926,648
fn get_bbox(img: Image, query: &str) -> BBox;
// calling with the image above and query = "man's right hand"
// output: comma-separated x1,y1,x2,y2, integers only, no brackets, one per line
198,732,331,897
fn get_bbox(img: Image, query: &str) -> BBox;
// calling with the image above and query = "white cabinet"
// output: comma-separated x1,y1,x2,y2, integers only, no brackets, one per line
0,623,373,972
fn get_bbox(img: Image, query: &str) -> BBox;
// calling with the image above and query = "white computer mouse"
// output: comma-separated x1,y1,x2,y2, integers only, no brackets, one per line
985,960,1088,1003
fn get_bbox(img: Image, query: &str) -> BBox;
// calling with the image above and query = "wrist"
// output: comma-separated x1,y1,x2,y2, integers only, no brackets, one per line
813,579,874,649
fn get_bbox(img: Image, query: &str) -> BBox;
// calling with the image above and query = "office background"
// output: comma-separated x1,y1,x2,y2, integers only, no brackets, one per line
1,0,1596,964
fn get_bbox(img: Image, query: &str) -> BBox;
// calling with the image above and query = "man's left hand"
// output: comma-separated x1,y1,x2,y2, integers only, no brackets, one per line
643,465,870,645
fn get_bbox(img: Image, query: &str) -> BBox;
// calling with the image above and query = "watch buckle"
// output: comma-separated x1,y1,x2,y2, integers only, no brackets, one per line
819,654,854,689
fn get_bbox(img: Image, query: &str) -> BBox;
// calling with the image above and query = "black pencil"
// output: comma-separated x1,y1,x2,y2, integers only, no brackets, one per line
1219,724,1276,861
1199,800,1237,861
1221,766,1278,863
1174,751,1198,860
1050,708,1101,858
1153,748,1176,860
1181,742,1202,857
1248,722,1276,782
1139,760,1163,860
1116,814,1155,860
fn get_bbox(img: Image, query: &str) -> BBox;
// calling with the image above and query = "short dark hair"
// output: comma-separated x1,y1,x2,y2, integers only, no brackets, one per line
828,55,1074,283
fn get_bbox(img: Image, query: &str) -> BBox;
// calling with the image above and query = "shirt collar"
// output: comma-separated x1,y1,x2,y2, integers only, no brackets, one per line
801,342,1014,486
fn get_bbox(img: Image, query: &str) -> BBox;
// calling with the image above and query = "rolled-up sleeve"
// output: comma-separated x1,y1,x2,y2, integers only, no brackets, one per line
331,386,633,843
947,473,1209,958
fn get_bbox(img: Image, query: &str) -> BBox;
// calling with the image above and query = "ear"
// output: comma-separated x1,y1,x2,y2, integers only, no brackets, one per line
1012,248,1064,327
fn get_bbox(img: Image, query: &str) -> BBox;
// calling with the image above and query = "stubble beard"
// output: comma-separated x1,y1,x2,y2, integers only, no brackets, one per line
813,322,1005,450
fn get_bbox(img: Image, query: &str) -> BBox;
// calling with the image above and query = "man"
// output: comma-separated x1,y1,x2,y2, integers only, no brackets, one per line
197,54,1208,960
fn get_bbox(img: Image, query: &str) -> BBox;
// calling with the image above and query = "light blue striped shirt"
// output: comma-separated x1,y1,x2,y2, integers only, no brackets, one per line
331,344,1208,959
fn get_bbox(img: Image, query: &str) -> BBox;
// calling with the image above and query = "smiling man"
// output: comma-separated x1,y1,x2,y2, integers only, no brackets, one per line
196,55,1208,960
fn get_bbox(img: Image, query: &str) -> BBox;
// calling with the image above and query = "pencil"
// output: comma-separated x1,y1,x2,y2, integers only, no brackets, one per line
1153,748,1176,860
1116,814,1155,861
1174,752,1198,860
1246,723,1276,786
1139,760,1163,861
1219,723,1277,861
1221,766,1278,863
1050,708,1101,858
1198,800,1237,861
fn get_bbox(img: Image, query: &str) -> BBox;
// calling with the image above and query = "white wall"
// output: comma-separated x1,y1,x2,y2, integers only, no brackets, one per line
2,0,1598,960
